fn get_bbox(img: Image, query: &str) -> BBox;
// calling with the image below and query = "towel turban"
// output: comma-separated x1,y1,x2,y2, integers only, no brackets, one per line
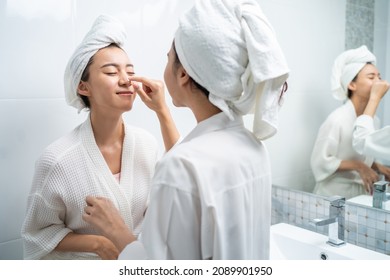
174,0,289,140
64,14,127,111
331,45,376,101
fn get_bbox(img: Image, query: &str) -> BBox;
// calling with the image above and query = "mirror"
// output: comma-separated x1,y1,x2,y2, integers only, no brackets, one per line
259,0,390,211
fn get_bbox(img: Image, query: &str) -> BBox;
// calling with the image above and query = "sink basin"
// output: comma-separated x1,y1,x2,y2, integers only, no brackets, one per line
270,223,390,260
348,194,390,210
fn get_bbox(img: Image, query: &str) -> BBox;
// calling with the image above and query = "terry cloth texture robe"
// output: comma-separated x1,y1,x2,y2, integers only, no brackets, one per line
311,100,379,199
119,112,272,260
353,115,390,161
21,116,158,259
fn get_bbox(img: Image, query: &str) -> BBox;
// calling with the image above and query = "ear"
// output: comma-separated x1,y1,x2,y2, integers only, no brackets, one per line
348,81,357,92
177,65,191,87
77,81,90,97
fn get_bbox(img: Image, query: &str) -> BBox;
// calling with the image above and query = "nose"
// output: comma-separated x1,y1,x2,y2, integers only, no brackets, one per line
119,74,131,86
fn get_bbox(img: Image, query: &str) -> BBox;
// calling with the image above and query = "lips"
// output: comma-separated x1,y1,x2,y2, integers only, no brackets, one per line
116,91,134,95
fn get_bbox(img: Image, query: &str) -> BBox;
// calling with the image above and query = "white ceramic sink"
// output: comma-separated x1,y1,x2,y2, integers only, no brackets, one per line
348,194,390,210
270,223,390,260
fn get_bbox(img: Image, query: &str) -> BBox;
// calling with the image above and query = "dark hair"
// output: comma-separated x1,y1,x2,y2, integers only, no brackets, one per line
78,43,121,108
347,77,357,99
347,62,372,99
171,43,210,98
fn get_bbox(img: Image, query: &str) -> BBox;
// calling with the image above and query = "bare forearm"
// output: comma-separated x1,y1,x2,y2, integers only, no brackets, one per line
363,97,381,117
337,160,361,172
156,107,180,151
106,227,137,253
55,232,119,259
55,232,103,254
364,80,389,117
338,160,379,193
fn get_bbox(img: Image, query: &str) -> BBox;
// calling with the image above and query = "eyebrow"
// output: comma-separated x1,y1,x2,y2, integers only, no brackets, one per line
100,63,134,69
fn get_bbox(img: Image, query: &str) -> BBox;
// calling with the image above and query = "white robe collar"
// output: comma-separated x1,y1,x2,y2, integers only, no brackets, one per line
80,115,135,229
182,112,244,143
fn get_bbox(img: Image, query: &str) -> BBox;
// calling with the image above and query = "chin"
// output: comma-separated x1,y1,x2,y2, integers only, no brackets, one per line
122,101,134,112
172,100,184,108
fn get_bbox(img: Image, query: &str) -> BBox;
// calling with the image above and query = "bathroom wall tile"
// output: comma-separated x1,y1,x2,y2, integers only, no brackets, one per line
367,236,376,248
0,0,75,100
367,227,376,239
0,99,86,243
375,211,388,230
386,218,390,232
0,239,23,260
386,231,390,253
367,217,377,229
357,234,367,247
376,229,386,242
346,206,358,224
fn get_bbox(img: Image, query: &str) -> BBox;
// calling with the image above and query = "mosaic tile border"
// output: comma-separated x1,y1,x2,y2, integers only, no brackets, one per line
272,185,390,255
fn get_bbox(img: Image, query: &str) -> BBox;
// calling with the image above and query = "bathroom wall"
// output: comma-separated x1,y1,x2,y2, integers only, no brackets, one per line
259,0,346,192
0,0,387,259
272,185,390,255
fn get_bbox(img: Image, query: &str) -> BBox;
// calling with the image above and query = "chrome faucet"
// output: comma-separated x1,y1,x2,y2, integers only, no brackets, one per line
372,181,390,209
310,196,346,247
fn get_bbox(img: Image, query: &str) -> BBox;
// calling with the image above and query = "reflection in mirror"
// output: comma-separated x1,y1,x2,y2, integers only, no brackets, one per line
266,0,390,214
308,0,390,202
310,53,387,200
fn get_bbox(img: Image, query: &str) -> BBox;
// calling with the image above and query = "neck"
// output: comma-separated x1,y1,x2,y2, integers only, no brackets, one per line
89,111,124,147
350,96,369,117
191,99,222,123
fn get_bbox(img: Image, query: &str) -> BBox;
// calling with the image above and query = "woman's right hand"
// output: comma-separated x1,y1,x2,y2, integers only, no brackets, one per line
129,76,180,151
356,161,379,194
129,76,167,114
370,80,389,101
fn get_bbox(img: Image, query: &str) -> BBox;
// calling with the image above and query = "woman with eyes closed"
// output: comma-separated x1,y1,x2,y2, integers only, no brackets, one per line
21,15,179,260
311,46,390,199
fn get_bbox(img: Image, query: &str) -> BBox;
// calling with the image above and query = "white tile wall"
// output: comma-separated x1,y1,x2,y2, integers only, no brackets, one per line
259,0,346,191
0,0,388,259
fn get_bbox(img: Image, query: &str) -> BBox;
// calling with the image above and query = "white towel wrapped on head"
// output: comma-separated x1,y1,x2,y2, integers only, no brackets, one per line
174,0,289,140
331,45,376,101
64,14,127,111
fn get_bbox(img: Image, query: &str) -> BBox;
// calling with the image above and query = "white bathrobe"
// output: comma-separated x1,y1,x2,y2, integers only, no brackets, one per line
21,116,158,259
120,112,272,260
353,115,390,161
311,100,378,199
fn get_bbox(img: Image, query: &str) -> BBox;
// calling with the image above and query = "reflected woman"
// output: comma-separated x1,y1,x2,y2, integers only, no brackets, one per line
311,46,390,199
353,80,390,163
21,15,179,259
